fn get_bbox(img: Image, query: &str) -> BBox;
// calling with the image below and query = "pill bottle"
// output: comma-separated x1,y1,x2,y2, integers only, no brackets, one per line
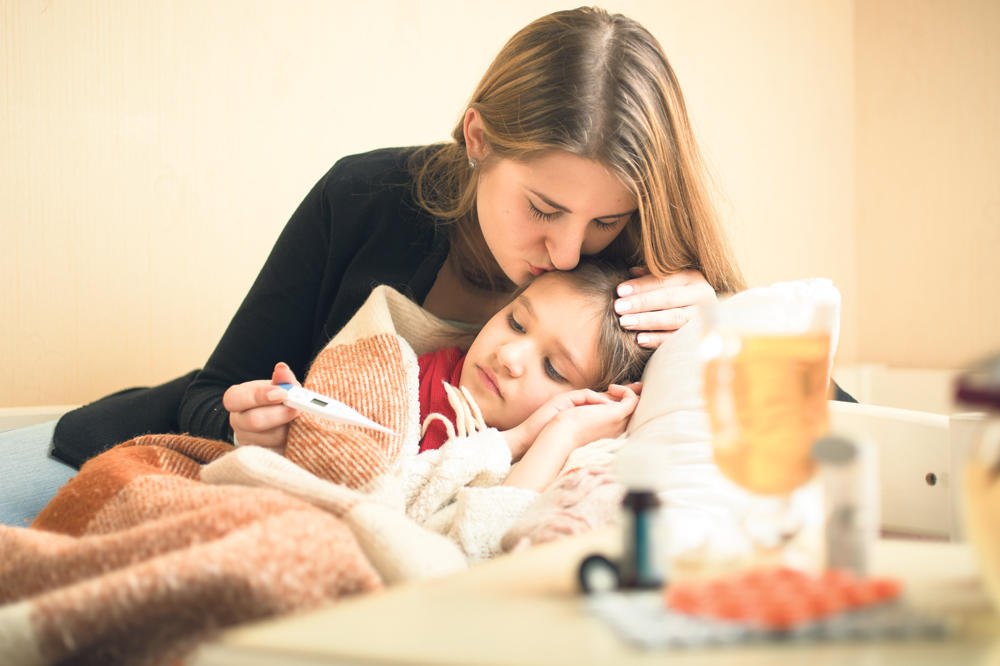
616,443,666,589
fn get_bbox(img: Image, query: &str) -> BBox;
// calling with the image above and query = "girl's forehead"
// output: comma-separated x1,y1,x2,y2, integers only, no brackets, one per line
523,273,588,300
517,276,605,383
518,275,606,328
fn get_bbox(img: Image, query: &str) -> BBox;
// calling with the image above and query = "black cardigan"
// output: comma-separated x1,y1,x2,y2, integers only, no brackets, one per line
54,147,449,467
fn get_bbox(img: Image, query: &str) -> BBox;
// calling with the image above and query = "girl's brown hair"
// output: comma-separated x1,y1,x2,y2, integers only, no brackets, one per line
411,6,746,294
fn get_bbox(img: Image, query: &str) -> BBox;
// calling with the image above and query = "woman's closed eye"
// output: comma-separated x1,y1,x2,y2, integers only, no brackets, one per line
527,200,559,222
529,199,624,232
506,312,525,333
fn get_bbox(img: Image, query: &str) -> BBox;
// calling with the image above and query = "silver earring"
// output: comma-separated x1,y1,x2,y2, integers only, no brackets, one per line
468,158,477,169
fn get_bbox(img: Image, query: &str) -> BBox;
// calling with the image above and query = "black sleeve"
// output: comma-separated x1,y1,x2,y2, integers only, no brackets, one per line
50,148,445,464
177,148,443,441
831,380,858,403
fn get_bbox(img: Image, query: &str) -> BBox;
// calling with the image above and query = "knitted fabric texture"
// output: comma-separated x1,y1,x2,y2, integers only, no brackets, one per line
285,332,410,487
1,435,382,666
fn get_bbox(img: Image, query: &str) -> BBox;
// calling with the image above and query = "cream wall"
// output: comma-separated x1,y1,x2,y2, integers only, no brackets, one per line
855,0,1000,369
2,0,963,408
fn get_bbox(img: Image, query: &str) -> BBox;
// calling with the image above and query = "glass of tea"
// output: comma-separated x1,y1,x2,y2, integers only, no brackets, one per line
699,281,839,565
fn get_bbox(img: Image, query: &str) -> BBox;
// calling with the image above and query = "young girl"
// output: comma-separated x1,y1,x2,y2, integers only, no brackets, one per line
269,259,653,560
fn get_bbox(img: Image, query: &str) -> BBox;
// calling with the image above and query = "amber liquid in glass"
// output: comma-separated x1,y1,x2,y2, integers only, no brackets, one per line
706,334,831,496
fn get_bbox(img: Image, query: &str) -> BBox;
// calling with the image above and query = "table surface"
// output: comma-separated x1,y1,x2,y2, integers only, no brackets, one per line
192,528,1000,666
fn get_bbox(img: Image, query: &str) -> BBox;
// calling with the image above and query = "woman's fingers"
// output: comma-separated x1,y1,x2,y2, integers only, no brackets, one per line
614,268,716,348
616,276,715,317
628,331,673,350
228,401,298,449
271,361,300,388
230,401,298,433
222,380,285,414
223,362,302,448
616,306,696,333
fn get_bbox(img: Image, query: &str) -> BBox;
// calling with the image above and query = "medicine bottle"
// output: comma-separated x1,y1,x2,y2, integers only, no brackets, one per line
616,443,666,589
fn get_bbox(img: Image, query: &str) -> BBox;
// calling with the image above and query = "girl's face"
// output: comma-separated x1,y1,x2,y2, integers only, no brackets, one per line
459,273,603,431
474,150,637,286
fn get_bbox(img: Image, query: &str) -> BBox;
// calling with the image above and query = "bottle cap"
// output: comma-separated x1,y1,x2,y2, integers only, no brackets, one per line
812,435,859,465
955,353,1000,411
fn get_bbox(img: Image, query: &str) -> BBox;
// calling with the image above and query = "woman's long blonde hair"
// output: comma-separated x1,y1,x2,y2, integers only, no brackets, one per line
411,6,745,294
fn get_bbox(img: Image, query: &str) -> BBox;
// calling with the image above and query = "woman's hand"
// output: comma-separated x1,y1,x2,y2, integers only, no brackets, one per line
614,267,716,349
503,383,641,492
222,362,301,453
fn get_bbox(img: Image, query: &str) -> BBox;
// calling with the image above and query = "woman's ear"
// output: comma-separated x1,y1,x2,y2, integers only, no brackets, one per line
463,107,488,162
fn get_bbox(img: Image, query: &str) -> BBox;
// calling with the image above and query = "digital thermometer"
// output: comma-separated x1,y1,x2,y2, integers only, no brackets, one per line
277,383,396,435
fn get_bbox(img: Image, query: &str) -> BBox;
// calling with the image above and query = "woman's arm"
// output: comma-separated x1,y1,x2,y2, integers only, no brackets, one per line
177,148,444,444
178,164,343,441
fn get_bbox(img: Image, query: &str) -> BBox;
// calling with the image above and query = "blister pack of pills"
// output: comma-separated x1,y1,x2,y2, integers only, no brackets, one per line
585,567,949,649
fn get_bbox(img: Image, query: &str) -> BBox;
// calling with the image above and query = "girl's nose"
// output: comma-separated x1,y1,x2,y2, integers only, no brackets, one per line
496,339,528,378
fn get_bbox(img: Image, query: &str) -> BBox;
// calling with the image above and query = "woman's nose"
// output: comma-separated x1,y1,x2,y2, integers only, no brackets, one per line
545,224,585,271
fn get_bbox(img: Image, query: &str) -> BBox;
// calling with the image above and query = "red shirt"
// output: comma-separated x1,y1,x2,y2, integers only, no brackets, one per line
417,347,466,452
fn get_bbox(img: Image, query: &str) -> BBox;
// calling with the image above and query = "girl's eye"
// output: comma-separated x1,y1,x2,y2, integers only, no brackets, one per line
528,201,559,222
544,359,568,383
594,219,618,231
506,313,525,333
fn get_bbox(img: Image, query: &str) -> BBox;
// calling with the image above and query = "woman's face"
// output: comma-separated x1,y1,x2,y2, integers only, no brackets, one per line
474,151,637,286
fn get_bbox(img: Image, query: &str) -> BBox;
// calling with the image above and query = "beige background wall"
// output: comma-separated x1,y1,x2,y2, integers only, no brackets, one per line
855,0,999,369
1,0,994,407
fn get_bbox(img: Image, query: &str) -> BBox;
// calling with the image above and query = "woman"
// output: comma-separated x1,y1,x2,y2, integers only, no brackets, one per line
215,6,743,450
1,7,743,525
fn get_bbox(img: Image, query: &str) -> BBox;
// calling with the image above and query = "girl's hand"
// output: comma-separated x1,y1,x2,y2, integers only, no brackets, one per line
503,384,641,492
222,362,301,452
614,267,716,349
542,383,641,449
502,385,630,462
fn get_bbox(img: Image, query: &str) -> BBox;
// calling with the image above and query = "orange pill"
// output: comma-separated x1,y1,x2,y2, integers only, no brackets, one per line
866,577,902,602
665,584,702,614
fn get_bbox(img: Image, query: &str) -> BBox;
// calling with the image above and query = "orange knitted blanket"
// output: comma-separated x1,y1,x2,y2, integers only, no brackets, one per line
0,287,474,665
1,434,386,665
